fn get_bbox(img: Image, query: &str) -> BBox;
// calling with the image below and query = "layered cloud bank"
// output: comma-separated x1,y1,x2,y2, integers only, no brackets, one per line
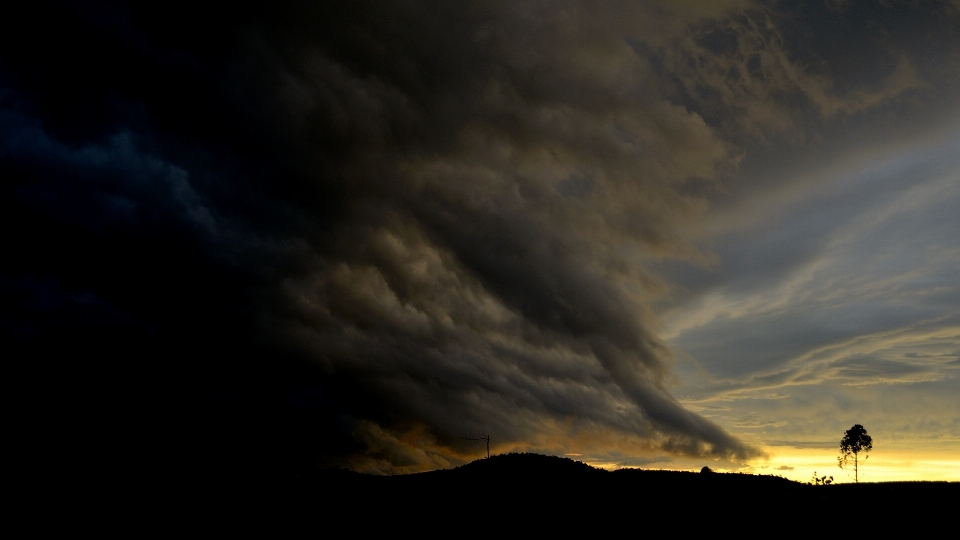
3,1,959,474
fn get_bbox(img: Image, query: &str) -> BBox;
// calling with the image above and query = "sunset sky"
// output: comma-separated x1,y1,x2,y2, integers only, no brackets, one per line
3,1,959,483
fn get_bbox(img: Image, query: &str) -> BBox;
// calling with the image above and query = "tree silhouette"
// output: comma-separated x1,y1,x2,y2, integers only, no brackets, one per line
838,424,872,483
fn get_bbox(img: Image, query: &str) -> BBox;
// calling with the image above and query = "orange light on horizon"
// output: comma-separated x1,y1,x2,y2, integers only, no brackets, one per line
753,440,960,483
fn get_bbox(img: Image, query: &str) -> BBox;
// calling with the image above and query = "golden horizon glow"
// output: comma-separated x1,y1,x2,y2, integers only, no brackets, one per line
750,441,960,483
576,440,960,484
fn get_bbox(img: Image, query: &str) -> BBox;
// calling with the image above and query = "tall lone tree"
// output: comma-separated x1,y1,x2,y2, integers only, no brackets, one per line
838,424,873,483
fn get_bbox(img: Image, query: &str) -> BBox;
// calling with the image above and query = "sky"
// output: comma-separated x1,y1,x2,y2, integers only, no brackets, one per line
2,1,959,483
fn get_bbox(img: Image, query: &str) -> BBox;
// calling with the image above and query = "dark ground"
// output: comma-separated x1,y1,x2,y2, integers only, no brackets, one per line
136,453,956,532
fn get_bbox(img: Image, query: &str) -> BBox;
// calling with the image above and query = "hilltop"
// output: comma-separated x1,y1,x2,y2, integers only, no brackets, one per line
158,452,956,529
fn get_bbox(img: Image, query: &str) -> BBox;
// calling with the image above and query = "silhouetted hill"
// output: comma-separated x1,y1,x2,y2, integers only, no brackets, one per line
145,453,956,532
442,451,608,480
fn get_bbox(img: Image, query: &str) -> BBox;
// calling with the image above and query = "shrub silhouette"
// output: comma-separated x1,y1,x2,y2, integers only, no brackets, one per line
811,471,833,485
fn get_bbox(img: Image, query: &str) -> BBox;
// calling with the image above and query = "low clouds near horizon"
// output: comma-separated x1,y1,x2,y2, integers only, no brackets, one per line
3,1,959,474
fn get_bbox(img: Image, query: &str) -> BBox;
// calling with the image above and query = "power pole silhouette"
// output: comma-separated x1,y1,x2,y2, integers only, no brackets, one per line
463,433,490,458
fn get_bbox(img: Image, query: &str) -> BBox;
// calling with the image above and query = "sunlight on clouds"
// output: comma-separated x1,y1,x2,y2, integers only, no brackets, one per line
665,123,960,387
706,319,960,397
661,123,960,479
668,140,960,339
7,0,960,478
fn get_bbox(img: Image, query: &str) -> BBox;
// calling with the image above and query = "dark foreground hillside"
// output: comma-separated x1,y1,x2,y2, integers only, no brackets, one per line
153,453,957,531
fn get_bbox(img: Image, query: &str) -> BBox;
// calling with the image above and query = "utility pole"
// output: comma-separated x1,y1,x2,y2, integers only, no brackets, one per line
463,433,491,458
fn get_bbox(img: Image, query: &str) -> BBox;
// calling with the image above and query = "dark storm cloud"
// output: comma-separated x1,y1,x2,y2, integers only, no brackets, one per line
242,0,761,466
4,0,779,471
30,0,960,476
